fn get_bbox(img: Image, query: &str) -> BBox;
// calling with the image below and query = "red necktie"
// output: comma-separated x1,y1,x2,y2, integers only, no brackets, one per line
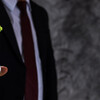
17,1,38,100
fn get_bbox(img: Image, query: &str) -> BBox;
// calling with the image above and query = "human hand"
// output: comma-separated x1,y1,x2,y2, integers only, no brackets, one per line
0,66,8,77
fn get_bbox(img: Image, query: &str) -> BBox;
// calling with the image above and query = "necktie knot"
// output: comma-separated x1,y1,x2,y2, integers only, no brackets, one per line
17,1,27,13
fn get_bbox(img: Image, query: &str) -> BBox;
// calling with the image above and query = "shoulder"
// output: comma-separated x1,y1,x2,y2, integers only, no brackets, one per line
30,1,49,26
30,1,48,18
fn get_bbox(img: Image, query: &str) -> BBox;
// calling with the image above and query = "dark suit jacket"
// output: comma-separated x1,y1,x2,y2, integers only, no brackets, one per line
0,1,57,100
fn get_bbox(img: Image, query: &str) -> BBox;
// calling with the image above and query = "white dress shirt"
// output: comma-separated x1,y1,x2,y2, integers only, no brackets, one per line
2,0,43,100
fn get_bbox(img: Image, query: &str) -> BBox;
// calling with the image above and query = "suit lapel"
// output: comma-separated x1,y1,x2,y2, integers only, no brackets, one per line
30,0,48,61
30,1,44,60
0,1,23,63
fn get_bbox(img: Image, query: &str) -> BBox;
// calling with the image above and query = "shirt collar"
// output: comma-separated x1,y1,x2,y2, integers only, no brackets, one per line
2,0,31,11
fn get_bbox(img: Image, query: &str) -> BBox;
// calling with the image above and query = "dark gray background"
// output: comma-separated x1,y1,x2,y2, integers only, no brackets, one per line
33,0,100,100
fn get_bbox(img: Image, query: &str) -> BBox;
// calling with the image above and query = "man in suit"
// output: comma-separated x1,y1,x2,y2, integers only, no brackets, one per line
0,0,57,100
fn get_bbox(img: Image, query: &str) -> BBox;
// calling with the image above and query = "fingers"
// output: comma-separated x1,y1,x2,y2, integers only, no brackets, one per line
0,66,8,77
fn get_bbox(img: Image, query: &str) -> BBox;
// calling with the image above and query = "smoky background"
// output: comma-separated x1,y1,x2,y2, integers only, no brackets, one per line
32,0,100,100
